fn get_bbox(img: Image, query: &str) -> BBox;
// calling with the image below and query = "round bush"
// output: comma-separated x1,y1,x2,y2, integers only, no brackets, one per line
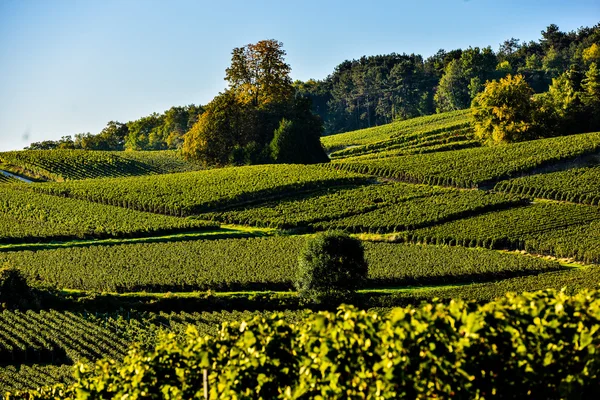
295,231,368,303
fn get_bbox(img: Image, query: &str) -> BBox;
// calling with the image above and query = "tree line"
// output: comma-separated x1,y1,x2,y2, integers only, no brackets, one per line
26,23,600,162
297,23,600,134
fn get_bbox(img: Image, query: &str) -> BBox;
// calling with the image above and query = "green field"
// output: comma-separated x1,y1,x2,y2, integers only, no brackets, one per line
24,164,366,216
0,238,563,292
3,108,600,394
495,165,600,205
0,149,203,181
329,131,600,187
321,109,471,152
0,186,215,243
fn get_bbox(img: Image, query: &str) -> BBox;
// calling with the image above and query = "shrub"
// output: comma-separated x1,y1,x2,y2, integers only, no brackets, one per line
295,231,368,303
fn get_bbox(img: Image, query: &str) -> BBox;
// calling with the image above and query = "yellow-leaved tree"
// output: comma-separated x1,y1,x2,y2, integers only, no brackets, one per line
471,74,536,145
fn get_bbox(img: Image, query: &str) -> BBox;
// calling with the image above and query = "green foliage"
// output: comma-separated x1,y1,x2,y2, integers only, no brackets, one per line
296,232,367,303
269,119,306,163
495,166,600,206
330,131,600,188
471,74,536,144
407,202,600,264
0,186,215,244
183,40,326,166
27,164,364,216
314,190,526,233
26,106,203,152
435,60,471,112
0,149,201,181
182,91,250,166
13,289,600,398
581,62,600,129
202,182,443,229
0,237,562,293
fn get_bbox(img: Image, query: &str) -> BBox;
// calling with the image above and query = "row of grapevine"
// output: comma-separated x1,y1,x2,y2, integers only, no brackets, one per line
321,109,471,152
495,166,600,205
0,310,129,366
0,173,20,184
404,202,600,263
0,237,562,292
0,309,307,393
313,191,527,233
329,131,600,188
24,164,366,216
400,263,600,303
14,289,600,398
201,182,446,229
329,121,473,159
0,150,204,182
0,187,215,244
0,365,73,394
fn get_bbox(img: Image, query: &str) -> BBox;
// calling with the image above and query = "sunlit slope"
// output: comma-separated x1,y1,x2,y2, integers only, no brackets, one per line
495,165,600,205
25,164,366,216
329,131,600,188
0,149,203,181
321,109,472,157
0,186,215,243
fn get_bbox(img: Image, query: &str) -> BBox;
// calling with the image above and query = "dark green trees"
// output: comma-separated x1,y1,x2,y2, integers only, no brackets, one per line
295,231,368,303
183,40,328,166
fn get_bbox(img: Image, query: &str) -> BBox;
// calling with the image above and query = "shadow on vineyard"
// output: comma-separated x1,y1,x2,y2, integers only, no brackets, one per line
2,14,600,397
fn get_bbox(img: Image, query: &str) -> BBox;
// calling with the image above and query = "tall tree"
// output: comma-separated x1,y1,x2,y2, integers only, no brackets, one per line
472,74,536,145
434,60,470,112
225,39,294,107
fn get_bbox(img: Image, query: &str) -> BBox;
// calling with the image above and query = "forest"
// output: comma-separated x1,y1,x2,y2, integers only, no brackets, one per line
25,23,600,152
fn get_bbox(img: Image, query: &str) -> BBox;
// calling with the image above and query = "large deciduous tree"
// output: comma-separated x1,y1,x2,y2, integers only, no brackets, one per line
471,74,536,145
183,40,328,166
225,39,294,107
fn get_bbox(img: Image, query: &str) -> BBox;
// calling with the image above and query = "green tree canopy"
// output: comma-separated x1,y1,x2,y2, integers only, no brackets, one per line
471,74,536,145
184,41,327,166
225,39,294,107
295,231,368,304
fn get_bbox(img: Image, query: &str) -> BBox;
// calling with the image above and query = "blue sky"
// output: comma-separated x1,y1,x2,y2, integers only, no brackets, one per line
0,0,598,151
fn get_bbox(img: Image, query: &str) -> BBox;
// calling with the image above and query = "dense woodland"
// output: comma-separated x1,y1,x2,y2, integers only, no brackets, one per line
26,23,600,154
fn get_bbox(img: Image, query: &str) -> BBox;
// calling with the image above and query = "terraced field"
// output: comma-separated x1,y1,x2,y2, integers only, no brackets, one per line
330,131,600,187
3,110,600,394
0,149,203,181
495,165,600,205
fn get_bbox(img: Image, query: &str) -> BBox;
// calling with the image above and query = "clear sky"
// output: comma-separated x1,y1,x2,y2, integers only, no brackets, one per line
0,0,598,151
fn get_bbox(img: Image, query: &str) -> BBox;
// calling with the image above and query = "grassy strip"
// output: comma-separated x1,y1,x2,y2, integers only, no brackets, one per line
0,225,276,253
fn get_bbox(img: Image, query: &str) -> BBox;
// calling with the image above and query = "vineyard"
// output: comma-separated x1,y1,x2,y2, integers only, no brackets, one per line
2,107,600,395
495,166,600,205
313,190,526,233
329,131,600,187
0,309,307,392
0,150,203,181
24,164,366,216
0,238,563,293
406,202,600,263
0,186,215,243
321,109,471,152
200,182,446,228
0,173,19,184
11,289,600,399
329,120,475,159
